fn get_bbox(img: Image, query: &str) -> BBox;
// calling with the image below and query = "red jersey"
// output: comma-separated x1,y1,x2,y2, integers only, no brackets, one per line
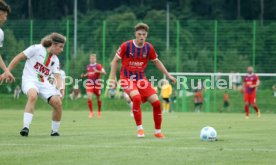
116,40,158,80
244,74,259,94
86,63,102,86
224,93,229,101
194,91,203,103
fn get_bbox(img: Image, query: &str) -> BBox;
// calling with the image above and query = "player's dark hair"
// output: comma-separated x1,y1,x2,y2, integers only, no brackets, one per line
135,23,149,32
0,1,11,14
41,33,66,47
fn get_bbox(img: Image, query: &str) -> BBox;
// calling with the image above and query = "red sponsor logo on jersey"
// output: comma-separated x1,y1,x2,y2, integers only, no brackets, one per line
34,62,50,76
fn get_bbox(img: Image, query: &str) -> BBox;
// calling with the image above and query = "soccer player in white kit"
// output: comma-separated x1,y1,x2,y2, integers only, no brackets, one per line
7,33,66,136
0,1,14,83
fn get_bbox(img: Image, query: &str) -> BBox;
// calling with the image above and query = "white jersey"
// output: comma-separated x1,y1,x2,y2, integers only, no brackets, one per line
22,44,60,82
0,28,4,48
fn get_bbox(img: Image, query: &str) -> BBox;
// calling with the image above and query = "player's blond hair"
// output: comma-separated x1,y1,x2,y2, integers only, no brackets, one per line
135,23,149,32
90,54,97,58
41,32,66,47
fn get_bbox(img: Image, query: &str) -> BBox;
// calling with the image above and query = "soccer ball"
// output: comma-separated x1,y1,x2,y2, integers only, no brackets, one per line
200,126,217,142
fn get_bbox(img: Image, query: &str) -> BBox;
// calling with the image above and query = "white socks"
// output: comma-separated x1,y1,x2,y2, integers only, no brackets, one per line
155,129,161,134
51,121,61,133
23,113,61,133
137,125,161,134
23,112,33,129
137,125,143,130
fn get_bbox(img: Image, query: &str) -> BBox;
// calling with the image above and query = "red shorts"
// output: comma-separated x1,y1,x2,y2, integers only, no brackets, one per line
244,93,256,104
120,78,157,103
86,85,101,96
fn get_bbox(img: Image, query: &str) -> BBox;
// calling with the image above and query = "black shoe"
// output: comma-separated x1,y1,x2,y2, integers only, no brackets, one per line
20,127,29,137
51,131,60,136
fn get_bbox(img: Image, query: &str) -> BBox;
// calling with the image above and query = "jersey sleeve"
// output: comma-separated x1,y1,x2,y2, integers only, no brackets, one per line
23,45,37,59
116,42,127,59
51,57,60,74
97,64,103,71
149,44,158,61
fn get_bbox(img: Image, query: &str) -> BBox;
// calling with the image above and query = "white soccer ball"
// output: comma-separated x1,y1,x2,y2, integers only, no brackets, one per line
200,126,217,142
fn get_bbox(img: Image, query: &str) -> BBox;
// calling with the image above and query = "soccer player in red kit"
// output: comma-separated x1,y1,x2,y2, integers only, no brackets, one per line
243,66,261,119
110,23,176,138
81,54,106,118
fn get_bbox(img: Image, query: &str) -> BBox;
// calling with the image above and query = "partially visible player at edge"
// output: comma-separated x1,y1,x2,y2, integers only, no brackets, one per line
81,54,106,118
7,33,66,136
0,1,14,83
110,23,176,138
243,66,261,119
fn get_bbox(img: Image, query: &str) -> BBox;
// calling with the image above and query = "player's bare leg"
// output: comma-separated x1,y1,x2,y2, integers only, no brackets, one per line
252,103,261,118
87,92,94,118
129,90,144,138
49,95,62,136
147,94,165,138
20,88,38,136
96,95,102,118
124,93,133,117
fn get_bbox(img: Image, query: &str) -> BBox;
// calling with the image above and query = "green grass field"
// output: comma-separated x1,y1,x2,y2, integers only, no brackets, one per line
0,110,276,165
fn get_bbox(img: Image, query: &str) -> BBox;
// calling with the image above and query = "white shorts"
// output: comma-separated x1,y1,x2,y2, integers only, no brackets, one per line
22,80,61,102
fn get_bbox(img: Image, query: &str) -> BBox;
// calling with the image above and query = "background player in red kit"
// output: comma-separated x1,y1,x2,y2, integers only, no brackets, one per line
81,54,106,118
242,66,261,119
110,23,176,138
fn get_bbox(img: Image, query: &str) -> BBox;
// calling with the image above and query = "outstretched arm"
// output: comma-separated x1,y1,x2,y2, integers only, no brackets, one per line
0,56,12,83
109,55,121,88
0,55,7,71
152,59,176,84
8,52,26,72
110,55,120,81
0,53,25,83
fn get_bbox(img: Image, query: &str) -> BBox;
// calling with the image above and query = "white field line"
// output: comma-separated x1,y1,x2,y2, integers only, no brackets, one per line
1,143,276,152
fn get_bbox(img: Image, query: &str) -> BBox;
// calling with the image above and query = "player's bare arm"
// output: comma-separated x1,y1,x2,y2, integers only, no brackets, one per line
110,55,120,80
250,80,260,88
81,73,88,78
152,59,176,84
0,55,7,70
110,55,121,88
94,68,106,75
54,73,64,99
0,55,15,83
7,52,27,72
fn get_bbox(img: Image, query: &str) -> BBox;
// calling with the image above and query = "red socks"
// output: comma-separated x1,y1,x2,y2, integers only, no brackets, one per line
245,105,249,116
97,100,102,112
131,95,162,130
87,99,93,112
88,99,102,113
132,95,142,126
245,104,259,116
152,100,162,129
253,105,259,113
